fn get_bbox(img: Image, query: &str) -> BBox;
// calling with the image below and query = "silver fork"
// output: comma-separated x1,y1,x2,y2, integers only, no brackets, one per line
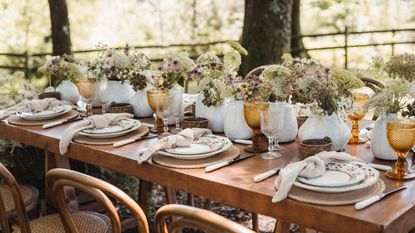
253,158,300,183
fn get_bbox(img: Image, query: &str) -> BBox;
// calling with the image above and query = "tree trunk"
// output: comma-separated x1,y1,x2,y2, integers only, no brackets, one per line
48,0,72,56
290,0,309,58
240,0,294,75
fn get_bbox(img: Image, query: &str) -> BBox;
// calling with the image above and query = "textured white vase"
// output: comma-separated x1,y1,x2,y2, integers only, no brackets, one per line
298,113,351,151
167,85,184,125
195,93,226,133
270,101,298,142
56,80,80,104
224,99,252,140
107,80,135,104
371,113,398,160
129,87,153,118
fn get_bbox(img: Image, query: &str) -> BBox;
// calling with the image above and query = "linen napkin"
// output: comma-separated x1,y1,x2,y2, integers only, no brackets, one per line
59,113,133,154
272,151,362,203
0,98,74,119
137,128,212,164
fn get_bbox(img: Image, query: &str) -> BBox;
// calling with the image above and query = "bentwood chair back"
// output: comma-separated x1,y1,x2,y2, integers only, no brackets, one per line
46,168,149,233
155,204,255,233
244,65,270,79
0,163,32,233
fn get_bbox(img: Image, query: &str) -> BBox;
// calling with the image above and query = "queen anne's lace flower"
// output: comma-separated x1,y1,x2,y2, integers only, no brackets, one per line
196,52,220,65
223,50,241,72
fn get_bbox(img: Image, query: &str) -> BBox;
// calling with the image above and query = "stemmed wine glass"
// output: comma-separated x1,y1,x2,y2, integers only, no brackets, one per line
243,101,269,153
385,119,415,180
147,89,168,133
76,79,95,116
170,91,183,133
154,93,171,137
348,93,369,144
260,105,285,159
97,80,110,114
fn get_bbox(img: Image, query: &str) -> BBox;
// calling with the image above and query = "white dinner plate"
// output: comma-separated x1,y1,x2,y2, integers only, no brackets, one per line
82,119,136,134
78,119,141,139
164,136,223,155
297,162,366,187
16,105,71,121
159,135,232,160
293,161,379,193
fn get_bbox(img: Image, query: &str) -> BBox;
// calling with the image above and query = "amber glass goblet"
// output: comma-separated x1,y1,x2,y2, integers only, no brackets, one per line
243,101,269,153
147,89,168,133
348,93,369,144
76,80,95,116
385,119,415,180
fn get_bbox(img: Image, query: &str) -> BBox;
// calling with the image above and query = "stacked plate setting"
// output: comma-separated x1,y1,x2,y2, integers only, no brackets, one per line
294,161,380,193
158,135,233,160
16,105,72,121
78,119,142,139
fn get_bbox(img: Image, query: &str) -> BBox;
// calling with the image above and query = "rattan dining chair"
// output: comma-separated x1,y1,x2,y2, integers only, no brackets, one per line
0,162,40,233
155,204,255,233
46,168,149,233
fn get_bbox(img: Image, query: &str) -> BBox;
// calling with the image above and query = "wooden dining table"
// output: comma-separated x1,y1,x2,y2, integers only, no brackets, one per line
1,117,414,233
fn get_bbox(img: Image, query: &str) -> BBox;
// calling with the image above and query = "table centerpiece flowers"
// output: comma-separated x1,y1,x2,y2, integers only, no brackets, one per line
84,44,151,105
192,41,248,133
267,54,364,151
38,54,83,103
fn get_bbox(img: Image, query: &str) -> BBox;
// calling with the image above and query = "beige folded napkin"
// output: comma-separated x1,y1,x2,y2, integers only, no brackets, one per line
59,113,133,154
0,98,74,119
137,128,212,164
272,151,362,203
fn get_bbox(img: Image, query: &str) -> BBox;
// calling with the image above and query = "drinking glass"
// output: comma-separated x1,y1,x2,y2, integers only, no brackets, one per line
348,93,369,144
260,108,284,159
154,93,170,137
385,119,415,180
76,80,95,116
243,101,269,153
170,91,183,134
147,89,168,133
97,80,110,114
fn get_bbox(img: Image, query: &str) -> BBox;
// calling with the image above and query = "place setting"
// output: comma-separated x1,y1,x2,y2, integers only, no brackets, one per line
0,98,79,126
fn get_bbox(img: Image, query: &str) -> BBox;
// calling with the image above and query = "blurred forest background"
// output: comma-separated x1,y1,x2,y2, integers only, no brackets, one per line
1,0,415,85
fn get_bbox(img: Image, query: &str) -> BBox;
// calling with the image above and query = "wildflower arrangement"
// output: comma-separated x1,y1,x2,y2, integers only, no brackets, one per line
364,79,414,116
0,71,37,109
38,54,83,88
238,74,274,103
384,53,415,82
151,52,195,90
190,41,247,107
402,100,415,118
261,54,363,115
85,44,151,89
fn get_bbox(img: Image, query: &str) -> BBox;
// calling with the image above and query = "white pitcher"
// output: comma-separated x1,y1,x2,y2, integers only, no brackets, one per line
371,113,398,160
224,99,252,139
56,80,79,104
196,93,226,133
270,101,298,142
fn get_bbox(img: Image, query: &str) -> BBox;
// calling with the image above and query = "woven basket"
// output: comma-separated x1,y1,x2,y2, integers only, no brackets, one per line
39,92,61,100
107,103,133,114
297,116,308,128
181,117,208,129
299,137,332,159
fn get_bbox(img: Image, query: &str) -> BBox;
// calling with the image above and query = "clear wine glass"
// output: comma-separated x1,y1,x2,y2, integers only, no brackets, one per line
154,93,170,137
97,80,110,114
170,91,183,133
260,107,284,159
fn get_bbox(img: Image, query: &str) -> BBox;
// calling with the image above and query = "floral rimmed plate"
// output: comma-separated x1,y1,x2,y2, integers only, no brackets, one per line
78,119,141,139
294,161,379,193
297,162,366,188
16,105,71,121
164,136,224,155
159,135,233,160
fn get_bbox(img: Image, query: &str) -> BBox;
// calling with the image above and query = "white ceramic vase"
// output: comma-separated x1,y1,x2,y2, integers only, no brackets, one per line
224,99,252,140
129,87,153,118
298,113,351,151
56,80,80,104
270,101,298,143
195,93,226,133
167,85,184,125
106,80,135,104
371,113,398,160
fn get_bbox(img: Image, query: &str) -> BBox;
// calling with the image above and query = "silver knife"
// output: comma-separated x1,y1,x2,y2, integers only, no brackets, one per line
42,116,83,129
355,186,407,210
205,154,256,173
113,134,158,148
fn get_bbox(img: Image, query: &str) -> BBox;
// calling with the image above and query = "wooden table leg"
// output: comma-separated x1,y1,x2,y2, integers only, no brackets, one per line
138,180,153,216
252,213,259,232
187,193,195,206
274,221,290,233
44,150,79,211
164,187,177,204
203,198,211,210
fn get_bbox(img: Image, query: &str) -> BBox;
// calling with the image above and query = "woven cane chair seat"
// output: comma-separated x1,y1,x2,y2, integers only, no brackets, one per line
12,211,111,233
0,185,39,216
